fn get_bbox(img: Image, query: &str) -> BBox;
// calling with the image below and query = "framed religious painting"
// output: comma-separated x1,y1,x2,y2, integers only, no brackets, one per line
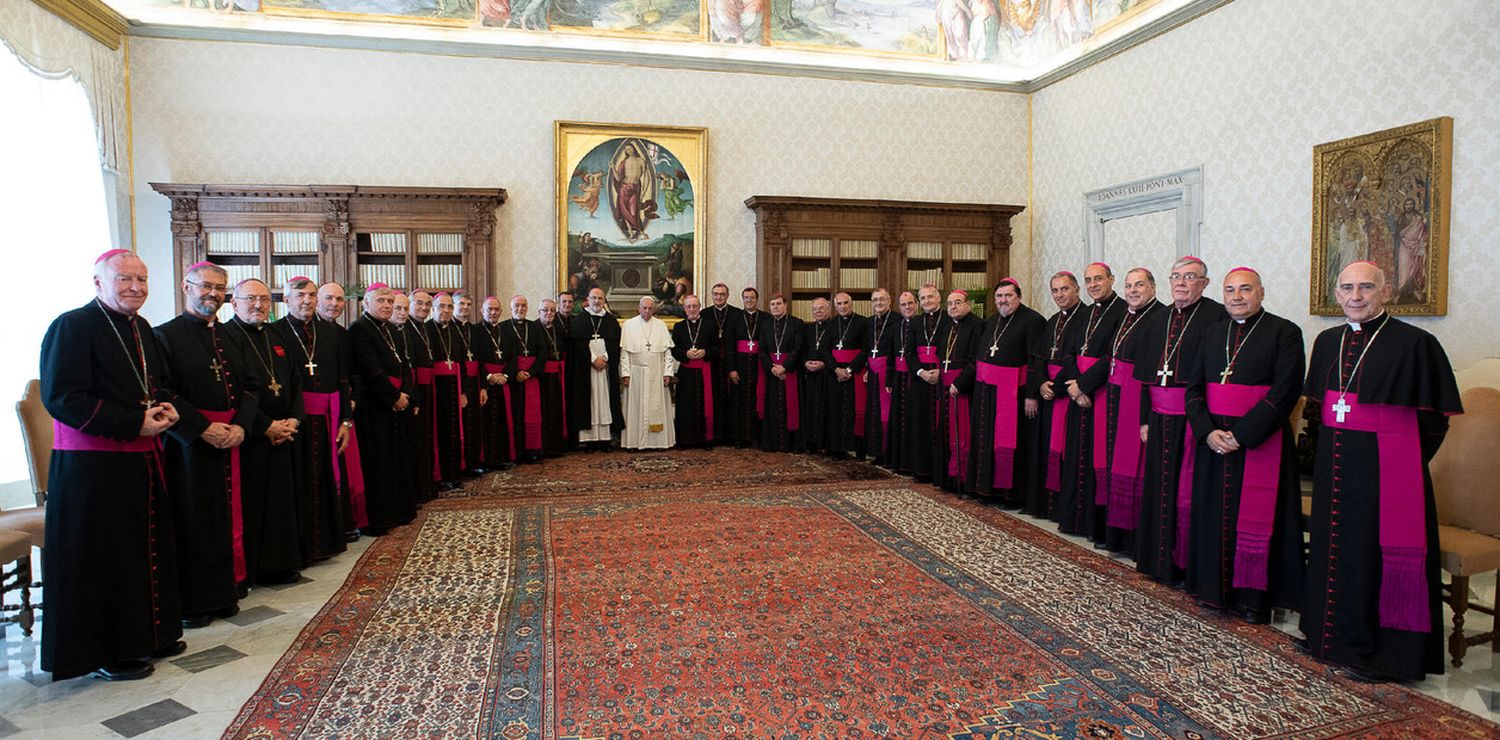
555,121,707,319
1309,116,1453,316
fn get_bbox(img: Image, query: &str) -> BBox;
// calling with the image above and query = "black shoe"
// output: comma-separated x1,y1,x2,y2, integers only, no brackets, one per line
95,660,153,681
215,604,240,619
1239,606,1270,625
362,527,389,537
345,530,362,543
150,640,188,659
180,615,213,629
471,467,490,475
1291,637,1312,655
236,583,250,599
257,569,301,586
1339,666,1393,684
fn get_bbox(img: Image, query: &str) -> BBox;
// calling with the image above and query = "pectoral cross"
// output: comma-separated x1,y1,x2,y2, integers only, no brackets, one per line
445,360,455,370
1156,364,1173,386
304,358,318,376
836,341,844,350
466,350,474,362
591,333,600,340
1219,367,1234,383
645,340,652,352
988,344,999,358
1331,396,1352,423
747,340,756,351
267,378,282,397
522,347,530,356
871,348,879,357
209,358,224,382
942,359,952,372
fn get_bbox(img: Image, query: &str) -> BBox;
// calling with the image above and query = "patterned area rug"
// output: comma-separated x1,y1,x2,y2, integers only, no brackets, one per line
226,451,1497,738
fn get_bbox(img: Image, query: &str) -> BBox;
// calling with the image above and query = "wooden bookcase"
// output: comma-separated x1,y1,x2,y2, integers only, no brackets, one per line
746,196,1024,318
152,184,506,323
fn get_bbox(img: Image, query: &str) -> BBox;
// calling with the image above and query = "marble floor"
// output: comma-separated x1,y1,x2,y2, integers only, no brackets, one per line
0,484,1494,737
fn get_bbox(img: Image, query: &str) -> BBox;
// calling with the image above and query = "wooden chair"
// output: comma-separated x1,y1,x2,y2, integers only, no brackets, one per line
1431,386,1500,667
2,380,50,630
0,531,35,635
1455,357,1500,394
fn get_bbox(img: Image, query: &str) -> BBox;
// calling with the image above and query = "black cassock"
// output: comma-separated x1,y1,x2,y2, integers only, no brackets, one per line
1056,293,1127,540
155,313,262,615
427,319,471,480
882,316,917,473
955,305,1045,504
1030,305,1083,518
569,311,625,440
537,319,570,456
40,302,183,680
705,304,741,443
398,319,437,502
500,318,546,459
228,317,306,582
1132,297,1227,583
322,320,365,532
901,311,949,481
456,322,484,471
1301,313,1461,681
825,313,870,456
555,314,579,450
670,317,719,446
349,313,416,530
271,317,347,558
758,315,804,452
725,309,765,446
863,311,898,464
1099,301,1163,555
799,319,834,452
930,313,983,492
1182,310,1305,616
474,320,515,467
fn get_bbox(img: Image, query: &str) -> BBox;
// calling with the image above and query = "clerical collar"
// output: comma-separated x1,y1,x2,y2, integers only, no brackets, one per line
1232,309,1263,325
585,306,608,317
1348,312,1388,332
187,311,216,326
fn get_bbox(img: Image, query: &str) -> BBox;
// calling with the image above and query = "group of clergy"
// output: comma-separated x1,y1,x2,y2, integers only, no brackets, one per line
41,248,1460,689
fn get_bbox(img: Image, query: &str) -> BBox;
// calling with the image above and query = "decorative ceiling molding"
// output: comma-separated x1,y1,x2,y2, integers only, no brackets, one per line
31,0,129,49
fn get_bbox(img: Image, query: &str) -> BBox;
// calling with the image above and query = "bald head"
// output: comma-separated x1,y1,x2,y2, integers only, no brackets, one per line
317,282,346,322
833,292,853,317
1335,261,1391,323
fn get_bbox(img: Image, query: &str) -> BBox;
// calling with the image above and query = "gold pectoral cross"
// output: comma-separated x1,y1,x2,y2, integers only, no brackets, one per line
210,358,224,382
267,378,282,397
1219,367,1234,383
304,359,318,376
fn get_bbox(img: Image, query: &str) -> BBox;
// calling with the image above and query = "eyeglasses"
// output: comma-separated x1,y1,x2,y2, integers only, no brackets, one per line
234,295,272,304
187,280,228,293
1168,273,1206,283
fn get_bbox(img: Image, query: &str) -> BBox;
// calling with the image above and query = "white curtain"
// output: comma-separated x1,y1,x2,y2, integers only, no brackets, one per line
0,0,130,250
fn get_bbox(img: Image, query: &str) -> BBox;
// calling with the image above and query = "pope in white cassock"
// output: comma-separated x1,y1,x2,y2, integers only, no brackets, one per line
620,296,678,449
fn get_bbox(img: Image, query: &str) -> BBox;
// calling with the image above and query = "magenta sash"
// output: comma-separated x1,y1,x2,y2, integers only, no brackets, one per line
432,362,467,468
1206,383,1282,591
516,357,542,452
200,409,246,584
743,340,769,420
770,352,800,431
682,359,715,440
942,369,969,479
545,359,569,438
1150,386,1195,570
53,420,158,453
1078,357,1112,505
302,391,347,490
832,349,867,434
975,362,1026,488
1046,363,1068,492
1106,360,1146,529
414,368,439,481
1322,391,1430,632
896,356,910,373
869,356,891,426
916,345,938,366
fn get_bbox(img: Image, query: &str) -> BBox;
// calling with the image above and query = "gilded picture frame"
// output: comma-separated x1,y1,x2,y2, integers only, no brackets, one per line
1309,116,1452,316
555,121,707,319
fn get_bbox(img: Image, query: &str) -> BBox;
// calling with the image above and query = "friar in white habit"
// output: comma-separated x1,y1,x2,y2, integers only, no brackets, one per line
619,296,678,449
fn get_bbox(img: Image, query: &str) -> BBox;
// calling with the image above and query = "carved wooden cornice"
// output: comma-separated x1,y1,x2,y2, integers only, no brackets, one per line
30,0,127,51
745,195,1023,218
149,183,507,204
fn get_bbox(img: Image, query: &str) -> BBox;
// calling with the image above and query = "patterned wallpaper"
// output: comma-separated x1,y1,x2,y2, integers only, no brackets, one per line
128,38,1032,322
1031,0,1500,368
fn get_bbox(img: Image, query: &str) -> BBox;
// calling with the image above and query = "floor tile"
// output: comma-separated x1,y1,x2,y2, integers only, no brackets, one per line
99,699,195,738
258,575,313,591
0,715,19,738
168,646,247,675
222,606,283,627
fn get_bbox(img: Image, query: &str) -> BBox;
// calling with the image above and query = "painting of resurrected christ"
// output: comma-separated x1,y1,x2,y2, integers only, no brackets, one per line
1310,117,1451,317
557,123,706,318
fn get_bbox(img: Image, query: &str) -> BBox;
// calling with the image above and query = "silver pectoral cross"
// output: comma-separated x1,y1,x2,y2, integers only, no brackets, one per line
304,359,318,376
1219,367,1234,383
836,341,843,350
1157,364,1173,386
747,340,756,351
1332,396,1352,423
988,344,999,358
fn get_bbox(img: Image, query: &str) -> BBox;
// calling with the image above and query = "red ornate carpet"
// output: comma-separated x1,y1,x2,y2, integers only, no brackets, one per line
226,450,1497,738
